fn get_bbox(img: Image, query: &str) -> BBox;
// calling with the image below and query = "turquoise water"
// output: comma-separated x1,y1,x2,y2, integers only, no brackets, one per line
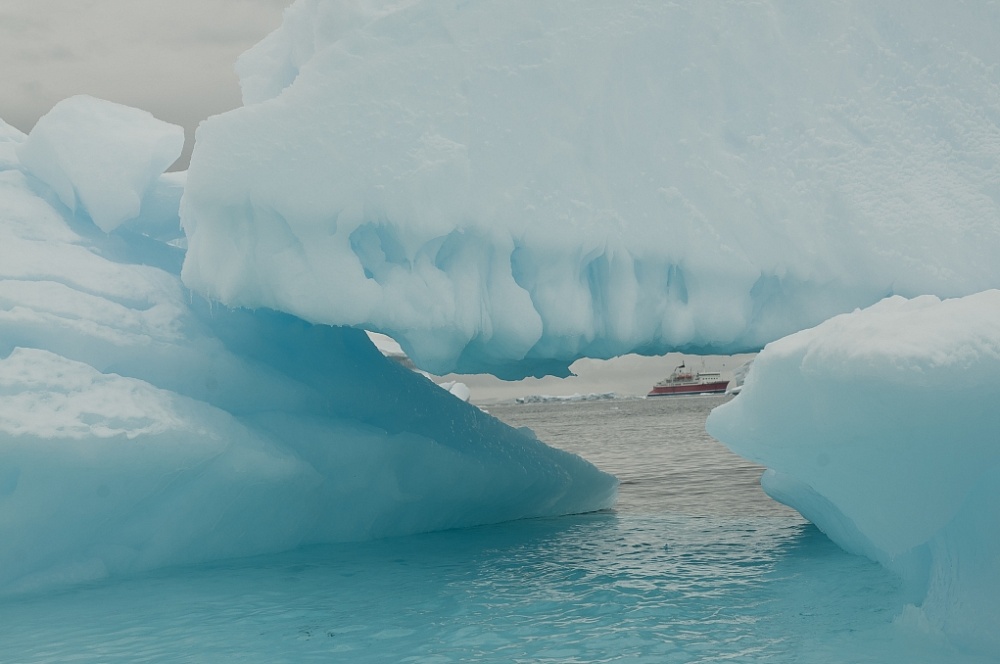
0,397,991,662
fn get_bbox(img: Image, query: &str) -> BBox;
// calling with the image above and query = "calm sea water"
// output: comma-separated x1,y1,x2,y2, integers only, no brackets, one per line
0,397,991,663
491,396,793,517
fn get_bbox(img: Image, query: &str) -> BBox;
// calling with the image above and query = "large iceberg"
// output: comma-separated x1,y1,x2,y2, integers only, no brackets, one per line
2,0,1000,652
174,0,1000,649
0,100,615,593
181,0,1000,377
707,293,1000,649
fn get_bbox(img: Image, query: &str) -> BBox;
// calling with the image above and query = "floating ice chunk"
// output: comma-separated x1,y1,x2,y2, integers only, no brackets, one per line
16,95,183,233
706,291,1000,648
438,380,471,403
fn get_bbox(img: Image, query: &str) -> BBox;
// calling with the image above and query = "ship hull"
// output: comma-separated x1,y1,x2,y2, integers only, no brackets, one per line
647,380,730,397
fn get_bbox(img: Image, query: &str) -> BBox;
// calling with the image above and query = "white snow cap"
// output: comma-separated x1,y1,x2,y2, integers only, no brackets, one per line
182,0,1000,377
17,95,184,233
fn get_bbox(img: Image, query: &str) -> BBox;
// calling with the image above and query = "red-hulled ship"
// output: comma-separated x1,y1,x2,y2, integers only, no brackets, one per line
647,363,729,397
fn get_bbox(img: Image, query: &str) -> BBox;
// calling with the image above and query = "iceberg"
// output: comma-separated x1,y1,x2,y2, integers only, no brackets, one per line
175,0,1000,648
706,293,1000,649
0,97,615,594
181,0,1000,378
16,95,184,233
2,0,999,651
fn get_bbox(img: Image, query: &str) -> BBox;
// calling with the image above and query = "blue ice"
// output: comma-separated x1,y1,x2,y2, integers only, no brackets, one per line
2,0,1000,658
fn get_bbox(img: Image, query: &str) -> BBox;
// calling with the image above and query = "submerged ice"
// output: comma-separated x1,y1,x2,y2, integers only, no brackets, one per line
2,0,1000,653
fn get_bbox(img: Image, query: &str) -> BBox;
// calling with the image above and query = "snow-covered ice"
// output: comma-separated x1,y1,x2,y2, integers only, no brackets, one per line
16,95,184,233
175,0,1000,648
181,0,1000,378
0,97,615,595
707,292,1000,649
2,0,1000,654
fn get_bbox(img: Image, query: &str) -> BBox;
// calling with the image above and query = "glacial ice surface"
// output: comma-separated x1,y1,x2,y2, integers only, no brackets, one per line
175,0,1000,649
181,0,1000,377
3,0,1000,654
707,292,1000,650
0,97,615,595
16,95,184,233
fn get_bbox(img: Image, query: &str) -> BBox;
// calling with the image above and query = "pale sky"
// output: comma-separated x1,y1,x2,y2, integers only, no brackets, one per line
0,0,290,167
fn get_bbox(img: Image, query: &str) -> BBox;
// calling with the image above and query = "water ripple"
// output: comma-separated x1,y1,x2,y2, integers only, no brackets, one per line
0,398,992,663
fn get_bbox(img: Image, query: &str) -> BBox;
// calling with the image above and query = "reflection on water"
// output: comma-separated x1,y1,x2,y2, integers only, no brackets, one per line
1,512,955,663
488,395,796,517
0,397,991,663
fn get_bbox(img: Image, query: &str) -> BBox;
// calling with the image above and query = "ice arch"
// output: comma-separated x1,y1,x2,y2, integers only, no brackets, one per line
175,0,1000,650
3,1,1000,651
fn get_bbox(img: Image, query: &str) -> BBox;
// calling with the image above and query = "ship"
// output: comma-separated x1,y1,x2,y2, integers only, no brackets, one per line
647,362,730,397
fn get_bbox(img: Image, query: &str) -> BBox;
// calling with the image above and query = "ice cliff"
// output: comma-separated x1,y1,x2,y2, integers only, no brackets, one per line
2,0,1000,651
